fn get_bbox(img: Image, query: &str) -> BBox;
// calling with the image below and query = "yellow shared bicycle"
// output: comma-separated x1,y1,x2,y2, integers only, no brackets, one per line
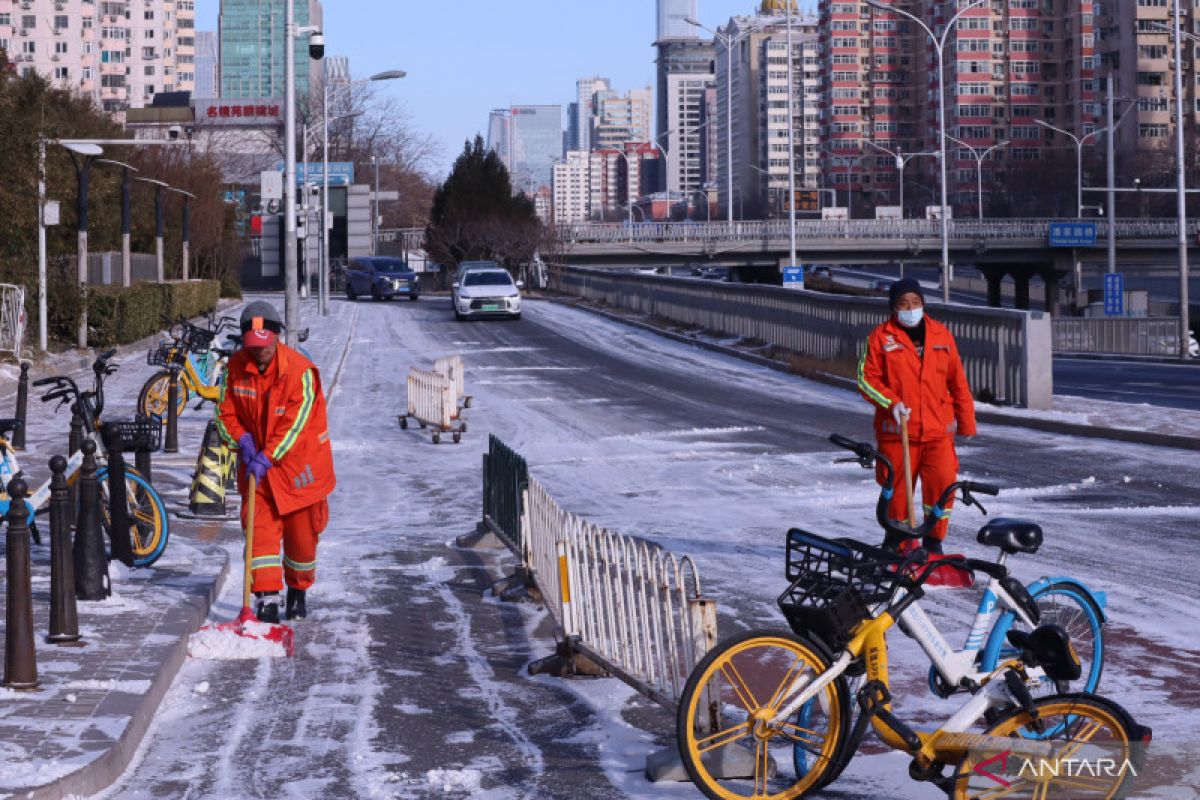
676,530,1151,799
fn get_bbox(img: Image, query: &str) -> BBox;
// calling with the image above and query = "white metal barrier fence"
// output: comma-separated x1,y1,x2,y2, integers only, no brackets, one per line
0,284,26,358
1053,317,1187,357
434,354,471,412
400,367,463,444
519,475,717,708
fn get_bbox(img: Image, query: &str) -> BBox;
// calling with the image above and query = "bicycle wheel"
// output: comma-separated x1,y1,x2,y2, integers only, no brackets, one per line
677,630,849,800
983,581,1105,696
96,467,170,568
139,371,190,419
953,693,1144,799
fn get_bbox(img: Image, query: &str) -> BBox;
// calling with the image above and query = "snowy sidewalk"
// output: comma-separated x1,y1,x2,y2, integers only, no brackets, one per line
0,306,246,799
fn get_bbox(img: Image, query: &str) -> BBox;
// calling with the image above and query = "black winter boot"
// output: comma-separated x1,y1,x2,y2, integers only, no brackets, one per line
254,592,281,624
286,587,307,620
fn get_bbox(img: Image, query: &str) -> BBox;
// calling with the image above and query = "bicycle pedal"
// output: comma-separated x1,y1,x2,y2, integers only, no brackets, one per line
1003,669,1039,719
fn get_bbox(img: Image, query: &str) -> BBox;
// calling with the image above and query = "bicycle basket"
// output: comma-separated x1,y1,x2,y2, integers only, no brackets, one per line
777,529,902,648
181,324,217,353
148,344,188,369
107,415,163,453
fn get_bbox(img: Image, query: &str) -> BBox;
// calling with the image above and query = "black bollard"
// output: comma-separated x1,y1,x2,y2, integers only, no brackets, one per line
68,405,85,510
46,455,81,645
165,367,180,454
135,447,154,487
13,362,29,450
3,478,40,689
101,425,134,568
73,440,111,601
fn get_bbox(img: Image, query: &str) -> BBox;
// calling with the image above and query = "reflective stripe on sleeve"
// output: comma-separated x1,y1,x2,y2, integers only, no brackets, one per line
857,346,893,410
272,370,316,462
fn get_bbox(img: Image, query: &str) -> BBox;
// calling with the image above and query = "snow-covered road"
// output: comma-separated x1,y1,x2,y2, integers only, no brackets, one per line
102,294,1200,799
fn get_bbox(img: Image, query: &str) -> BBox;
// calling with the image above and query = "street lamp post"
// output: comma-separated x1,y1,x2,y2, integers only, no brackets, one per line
136,178,170,282
942,136,1009,219
372,155,381,255
63,143,103,349
1034,120,1102,217
96,159,139,286
818,149,859,211
163,187,198,280
867,0,987,303
785,2,798,274
865,141,937,219
686,17,751,226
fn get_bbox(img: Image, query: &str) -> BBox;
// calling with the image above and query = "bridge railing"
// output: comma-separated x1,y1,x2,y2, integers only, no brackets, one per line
552,266,1052,409
554,218,1199,246
1053,317,1184,357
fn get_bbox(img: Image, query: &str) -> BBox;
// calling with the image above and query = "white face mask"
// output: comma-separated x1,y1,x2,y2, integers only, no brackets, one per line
897,308,924,328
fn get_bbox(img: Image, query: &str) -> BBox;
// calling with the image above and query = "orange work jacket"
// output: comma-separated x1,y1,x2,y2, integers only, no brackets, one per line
857,315,977,442
216,343,336,515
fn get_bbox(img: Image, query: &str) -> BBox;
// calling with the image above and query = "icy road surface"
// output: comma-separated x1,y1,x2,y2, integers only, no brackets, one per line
103,295,1200,799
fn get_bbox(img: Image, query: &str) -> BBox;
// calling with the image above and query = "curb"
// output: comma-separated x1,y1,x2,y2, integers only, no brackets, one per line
20,547,233,800
1055,352,1200,367
547,297,1200,453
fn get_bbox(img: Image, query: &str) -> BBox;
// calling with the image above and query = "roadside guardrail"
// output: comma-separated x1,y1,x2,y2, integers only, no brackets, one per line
1053,316,1187,357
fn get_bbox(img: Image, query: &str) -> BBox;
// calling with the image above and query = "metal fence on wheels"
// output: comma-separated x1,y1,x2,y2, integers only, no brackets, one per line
434,355,471,414
399,367,464,444
0,284,27,358
482,434,527,552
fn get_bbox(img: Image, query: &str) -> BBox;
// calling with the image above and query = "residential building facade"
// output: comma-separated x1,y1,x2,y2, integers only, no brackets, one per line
553,149,591,222
219,0,323,100
0,0,195,113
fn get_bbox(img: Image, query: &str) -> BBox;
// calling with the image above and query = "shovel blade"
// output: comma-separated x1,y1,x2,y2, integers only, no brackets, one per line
189,606,295,658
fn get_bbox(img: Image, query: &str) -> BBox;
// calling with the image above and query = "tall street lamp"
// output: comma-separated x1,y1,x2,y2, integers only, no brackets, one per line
320,71,404,316
867,0,987,303
784,1,799,277
866,141,937,219
818,148,859,211
62,142,103,349
136,178,171,282
165,187,198,280
1149,20,1193,359
653,117,717,207
1034,120,1103,217
686,16,752,226
942,136,1009,219
96,159,139,287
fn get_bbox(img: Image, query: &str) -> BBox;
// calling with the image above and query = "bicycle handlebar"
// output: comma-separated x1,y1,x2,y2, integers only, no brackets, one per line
829,433,1002,544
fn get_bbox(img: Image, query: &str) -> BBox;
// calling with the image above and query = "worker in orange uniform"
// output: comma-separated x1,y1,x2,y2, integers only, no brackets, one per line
857,278,976,553
216,301,336,622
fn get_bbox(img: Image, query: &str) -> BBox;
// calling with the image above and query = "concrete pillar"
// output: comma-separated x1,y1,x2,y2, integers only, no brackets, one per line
1013,272,1031,311
983,268,1004,308
1042,271,1059,316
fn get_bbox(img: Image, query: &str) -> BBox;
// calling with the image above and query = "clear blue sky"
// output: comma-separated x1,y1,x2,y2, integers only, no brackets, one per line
195,1,784,179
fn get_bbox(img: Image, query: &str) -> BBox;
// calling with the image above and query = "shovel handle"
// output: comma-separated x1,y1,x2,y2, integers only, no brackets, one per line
900,415,917,528
243,474,256,611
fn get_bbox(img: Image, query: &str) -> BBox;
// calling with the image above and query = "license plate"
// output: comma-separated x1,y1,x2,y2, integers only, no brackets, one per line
482,304,501,311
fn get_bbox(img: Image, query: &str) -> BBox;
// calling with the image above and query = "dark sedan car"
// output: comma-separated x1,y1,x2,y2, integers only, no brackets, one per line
344,257,421,302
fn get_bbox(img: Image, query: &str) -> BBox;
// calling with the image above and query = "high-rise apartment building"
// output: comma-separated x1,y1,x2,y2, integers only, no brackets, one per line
573,76,610,152
553,150,591,222
819,0,1099,215
195,30,218,97
553,144,662,221
219,0,323,100
0,0,195,113
656,0,715,197
593,85,653,150
713,6,821,218
1097,0,1197,167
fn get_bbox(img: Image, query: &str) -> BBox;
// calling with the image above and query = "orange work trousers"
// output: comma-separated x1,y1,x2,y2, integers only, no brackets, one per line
243,478,329,594
876,436,959,543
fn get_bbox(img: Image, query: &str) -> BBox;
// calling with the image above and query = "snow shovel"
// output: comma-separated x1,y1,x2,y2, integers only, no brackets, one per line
188,475,295,658
901,415,973,589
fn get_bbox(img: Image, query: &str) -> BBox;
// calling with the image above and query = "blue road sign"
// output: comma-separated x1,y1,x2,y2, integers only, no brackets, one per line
1049,222,1098,247
274,162,356,187
782,266,805,290
1104,273,1124,316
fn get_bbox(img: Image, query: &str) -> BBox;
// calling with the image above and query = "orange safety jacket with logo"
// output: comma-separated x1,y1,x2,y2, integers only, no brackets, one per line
216,343,336,516
857,315,977,443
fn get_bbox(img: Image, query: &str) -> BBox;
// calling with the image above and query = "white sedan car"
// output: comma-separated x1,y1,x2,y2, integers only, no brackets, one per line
454,269,523,321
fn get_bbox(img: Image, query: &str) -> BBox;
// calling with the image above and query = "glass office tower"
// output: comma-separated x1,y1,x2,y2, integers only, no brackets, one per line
219,0,324,99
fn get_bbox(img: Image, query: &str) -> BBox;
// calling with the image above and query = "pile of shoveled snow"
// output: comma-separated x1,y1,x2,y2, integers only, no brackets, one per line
187,624,288,660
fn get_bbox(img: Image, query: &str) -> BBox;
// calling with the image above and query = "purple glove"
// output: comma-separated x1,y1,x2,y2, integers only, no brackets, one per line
237,433,258,470
247,451,272,483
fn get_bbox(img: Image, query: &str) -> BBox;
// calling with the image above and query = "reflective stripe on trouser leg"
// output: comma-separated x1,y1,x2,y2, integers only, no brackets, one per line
246,479,286,594
282,499,328,591
918,437,960,543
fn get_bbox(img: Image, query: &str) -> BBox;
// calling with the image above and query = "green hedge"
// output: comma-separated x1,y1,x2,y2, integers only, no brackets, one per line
53,280,220,347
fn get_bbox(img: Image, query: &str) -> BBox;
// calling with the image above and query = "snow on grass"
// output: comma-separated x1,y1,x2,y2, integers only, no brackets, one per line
425,768,483,793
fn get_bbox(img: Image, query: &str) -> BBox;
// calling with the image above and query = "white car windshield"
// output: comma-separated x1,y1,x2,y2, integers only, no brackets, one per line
464,272,514,287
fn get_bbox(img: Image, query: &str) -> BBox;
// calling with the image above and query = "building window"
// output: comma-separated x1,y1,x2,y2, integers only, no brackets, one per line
55,15,69,30
54,67,69,80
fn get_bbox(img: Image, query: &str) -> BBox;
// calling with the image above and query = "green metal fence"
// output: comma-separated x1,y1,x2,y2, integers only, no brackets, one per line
483,434,528,554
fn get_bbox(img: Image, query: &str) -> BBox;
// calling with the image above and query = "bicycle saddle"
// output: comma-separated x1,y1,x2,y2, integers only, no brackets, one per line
1006,624,1081,681
0,418,23,438
977,518,1043,555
